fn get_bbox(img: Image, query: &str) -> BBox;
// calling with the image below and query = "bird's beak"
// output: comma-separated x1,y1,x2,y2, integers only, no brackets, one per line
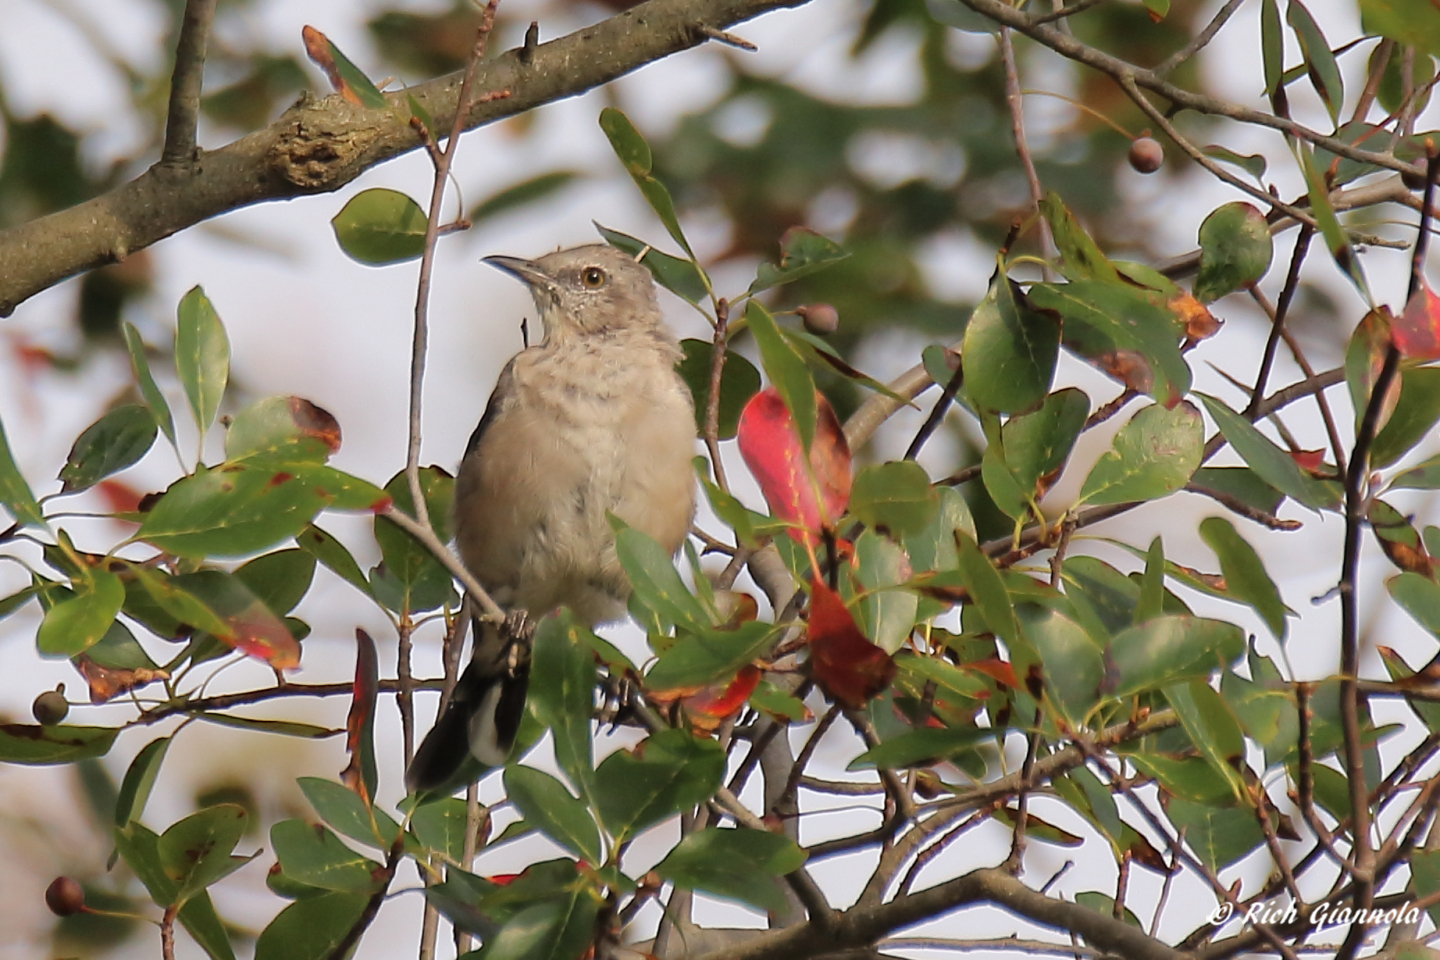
483,255,553,291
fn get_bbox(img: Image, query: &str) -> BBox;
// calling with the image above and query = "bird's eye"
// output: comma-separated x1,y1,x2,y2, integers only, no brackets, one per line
581,266,607,288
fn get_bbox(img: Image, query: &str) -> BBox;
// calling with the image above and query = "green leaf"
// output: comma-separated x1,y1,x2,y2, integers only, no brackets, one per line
0,414,44,529
271,819,381,893
849,461,939,537
1016,604,1103,722
599,108,695,258
1361,0,1440,58
0,722,118,764
954,530,1020,648
1027,280,1190,406
297,524,377,601
745,300,817,451
127,565,231,638
614,522,712,633
655,827,806,913
37,568,125,658
1101,616,1245,697
849,725,992,770
853,530,920,653
961,272,1059,413
1194,202,1273,303
1190,466,1285,516
471,171,581,224
1287,0,1344,125
595,729,724,840
1389,572,1440,636
137,461,339,558
478,893,600,960
1039,192,1119,282
1078,402,1202,506
174,568,301,668
1202,145,1268,181
925,0,1001,32
1200,516,1288,639
331,188,427,265
903,486,975,576
226,396,340,464
175,286,230,437
115,821,177,905
1135,537,1166,624
504,765,602,863
410,798,469,861
749,227,849,295
1260,0,1286,113
235,549,316,616
1374,368,1440,468
1297,144,1370,299
254,891,369,960
1006,387,1089,491
58,405,157,493
1167,798,1264,871
196,714,336,738
1130,752,1235,806
123,322,179,448
645,620,775,691
371,467,456,614
677,339,760,441
179,892,237,960
529,612,598,802
1199,393,1340,509
319,35,388,109
298,777,401,850
158,804,250,900
1164,680,1246,800
595,224,708,304
115,736,170,826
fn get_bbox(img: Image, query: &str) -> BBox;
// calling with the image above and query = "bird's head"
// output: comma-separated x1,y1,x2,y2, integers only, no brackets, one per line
483,243,662,341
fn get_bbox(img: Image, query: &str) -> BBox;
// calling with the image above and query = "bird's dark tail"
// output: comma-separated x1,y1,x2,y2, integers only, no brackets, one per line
405,618,531,795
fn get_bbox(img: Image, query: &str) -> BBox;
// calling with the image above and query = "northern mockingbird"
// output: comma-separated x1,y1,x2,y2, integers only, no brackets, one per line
406,243,697,793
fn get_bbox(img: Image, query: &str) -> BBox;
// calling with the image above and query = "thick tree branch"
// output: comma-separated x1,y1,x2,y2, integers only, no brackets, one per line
0,0,810,315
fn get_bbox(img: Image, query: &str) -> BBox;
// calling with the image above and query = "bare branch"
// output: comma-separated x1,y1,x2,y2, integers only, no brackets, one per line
0,0,813,315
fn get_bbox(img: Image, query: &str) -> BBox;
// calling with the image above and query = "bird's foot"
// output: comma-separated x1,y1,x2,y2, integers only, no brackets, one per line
500,609,535,675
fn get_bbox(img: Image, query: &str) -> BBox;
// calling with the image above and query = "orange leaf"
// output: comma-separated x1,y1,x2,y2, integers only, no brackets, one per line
1394,280,1440,360
967,657,1019,689
736,387,851,546
682,665,762,730
806,579,894,707
1169,291,1222,342
74,658,169,704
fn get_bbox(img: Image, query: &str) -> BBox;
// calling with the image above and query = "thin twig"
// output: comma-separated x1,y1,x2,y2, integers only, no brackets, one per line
1245,225,1315,418
705,299,732,491
905,357,964,461
1152,0,1244,77
405,0,501,532
159,0,219,167
1000,28,1052,262
380,504,505,620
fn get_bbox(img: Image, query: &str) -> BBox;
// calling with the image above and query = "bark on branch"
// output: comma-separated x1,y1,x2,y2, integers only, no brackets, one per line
0,0,809,315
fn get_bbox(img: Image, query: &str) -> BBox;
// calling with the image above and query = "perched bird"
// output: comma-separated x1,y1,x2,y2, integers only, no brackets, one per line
406,244,697,793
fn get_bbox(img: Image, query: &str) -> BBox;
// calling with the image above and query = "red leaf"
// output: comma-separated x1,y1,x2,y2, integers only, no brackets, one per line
341,628,379,803
1288,448,1327,476
1394,280,1440,360
806,579,894,707
95,479,144,516
736,387,851,545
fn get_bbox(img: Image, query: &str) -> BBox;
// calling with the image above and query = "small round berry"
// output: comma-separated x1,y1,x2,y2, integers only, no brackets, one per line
796,303,839,336
45,876,85,916
32,688,69,725
1128,137,1164,174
